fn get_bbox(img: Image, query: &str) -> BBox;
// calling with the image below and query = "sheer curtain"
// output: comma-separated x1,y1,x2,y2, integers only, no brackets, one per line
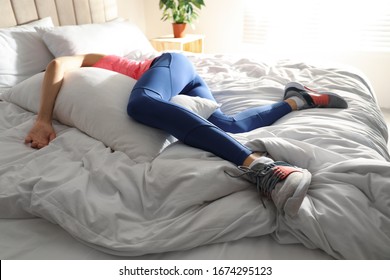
242,0,390,54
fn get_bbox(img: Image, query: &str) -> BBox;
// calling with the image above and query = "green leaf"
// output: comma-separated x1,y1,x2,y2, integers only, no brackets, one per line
159,0,205,24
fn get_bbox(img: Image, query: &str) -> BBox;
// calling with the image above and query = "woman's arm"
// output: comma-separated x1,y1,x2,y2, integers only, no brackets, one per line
25,53,105,149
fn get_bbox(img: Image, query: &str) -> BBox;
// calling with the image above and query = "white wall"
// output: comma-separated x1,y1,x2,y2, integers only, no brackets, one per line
118,0,390,108
117,0,146,30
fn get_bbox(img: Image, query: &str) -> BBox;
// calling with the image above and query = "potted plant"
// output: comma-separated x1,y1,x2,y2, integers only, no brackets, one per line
159,0,206,38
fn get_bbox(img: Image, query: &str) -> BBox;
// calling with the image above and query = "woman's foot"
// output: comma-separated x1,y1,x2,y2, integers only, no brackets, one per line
284,82,348,109
227,157,311,217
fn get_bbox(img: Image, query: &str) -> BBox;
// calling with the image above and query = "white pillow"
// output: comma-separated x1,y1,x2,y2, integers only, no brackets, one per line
3,68,219,162
170,95,220,119
35,21,155,57
0,17,54,88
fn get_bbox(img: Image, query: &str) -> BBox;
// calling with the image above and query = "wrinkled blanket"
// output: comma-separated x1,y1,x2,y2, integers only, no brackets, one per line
0,54,389,259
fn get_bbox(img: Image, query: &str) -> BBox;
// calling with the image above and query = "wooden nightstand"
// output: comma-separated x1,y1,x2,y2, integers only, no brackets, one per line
150,34,204,53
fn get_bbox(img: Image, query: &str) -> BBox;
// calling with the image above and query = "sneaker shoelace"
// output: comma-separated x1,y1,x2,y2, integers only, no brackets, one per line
225,161,292,207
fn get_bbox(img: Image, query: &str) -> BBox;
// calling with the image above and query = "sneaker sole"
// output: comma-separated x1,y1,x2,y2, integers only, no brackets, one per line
323,92,348,108
283,169,312,217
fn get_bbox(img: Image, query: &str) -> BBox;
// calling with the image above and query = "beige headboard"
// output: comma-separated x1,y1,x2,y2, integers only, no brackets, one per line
0,0,118,28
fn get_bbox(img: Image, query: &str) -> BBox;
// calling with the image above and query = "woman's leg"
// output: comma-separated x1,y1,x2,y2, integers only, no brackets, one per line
127,53,252,166
208,103,292,133
177,69,293,133
128,53,311,217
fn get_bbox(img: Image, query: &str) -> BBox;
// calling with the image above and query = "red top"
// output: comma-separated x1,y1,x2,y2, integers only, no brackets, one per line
93,55,154,80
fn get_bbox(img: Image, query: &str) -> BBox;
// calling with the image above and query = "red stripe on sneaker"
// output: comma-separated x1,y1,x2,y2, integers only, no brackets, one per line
273,165,302,180
309,93,329,107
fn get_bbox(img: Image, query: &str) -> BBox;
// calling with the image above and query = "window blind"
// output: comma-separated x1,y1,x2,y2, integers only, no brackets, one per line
243,0,390,52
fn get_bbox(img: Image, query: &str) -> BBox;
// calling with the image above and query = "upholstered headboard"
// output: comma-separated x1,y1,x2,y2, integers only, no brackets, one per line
0,0,118,27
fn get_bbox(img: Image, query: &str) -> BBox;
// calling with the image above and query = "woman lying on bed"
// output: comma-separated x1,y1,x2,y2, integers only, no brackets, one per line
24,52,348,217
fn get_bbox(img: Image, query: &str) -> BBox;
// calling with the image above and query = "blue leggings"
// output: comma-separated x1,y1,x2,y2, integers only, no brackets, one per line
127,53,291,166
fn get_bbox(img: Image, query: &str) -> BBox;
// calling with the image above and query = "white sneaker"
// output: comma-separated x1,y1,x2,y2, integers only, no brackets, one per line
229,160,311,217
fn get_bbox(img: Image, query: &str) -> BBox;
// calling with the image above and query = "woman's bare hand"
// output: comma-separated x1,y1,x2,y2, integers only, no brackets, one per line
24,120,56,149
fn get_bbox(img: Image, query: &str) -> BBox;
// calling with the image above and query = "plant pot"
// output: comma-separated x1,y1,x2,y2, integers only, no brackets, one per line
172,23,187,38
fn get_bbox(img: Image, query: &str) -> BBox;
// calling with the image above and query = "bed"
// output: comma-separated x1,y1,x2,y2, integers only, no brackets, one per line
1,0,389,260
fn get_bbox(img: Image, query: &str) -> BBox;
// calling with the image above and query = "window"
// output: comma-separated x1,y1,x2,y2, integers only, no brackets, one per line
243,0,390,53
